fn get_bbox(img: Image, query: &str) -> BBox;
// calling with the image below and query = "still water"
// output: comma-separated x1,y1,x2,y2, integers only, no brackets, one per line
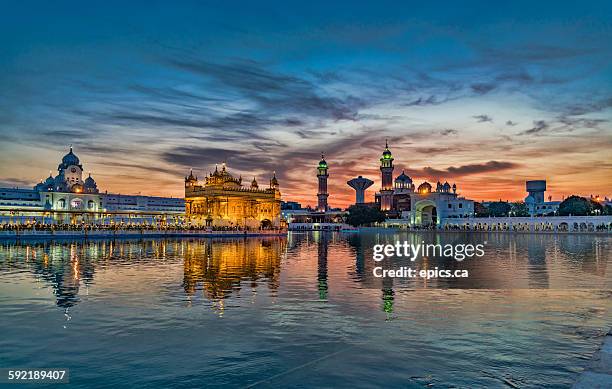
0,231,610,388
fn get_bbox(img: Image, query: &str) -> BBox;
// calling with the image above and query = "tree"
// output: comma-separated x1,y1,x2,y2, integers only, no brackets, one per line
590,199,604,215
474,202,489,217
511,201,529,217
346,205,386,226
487,201,512,217
558,196,591,216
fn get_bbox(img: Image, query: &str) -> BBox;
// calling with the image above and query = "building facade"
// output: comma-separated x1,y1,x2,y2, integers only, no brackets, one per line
525,180,561,216
0,147,184,225
184,164,281,228
374,142,474,227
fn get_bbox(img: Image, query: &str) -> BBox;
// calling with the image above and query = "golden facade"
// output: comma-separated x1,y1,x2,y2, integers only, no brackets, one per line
184,164,281,228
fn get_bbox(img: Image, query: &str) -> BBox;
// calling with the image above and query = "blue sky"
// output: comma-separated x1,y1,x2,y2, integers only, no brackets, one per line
1,1,610,206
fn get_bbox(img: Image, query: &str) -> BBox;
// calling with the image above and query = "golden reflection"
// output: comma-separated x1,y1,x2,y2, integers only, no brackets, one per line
182,237,285,300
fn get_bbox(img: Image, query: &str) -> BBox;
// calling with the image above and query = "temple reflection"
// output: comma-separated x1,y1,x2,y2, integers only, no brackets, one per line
23,243,96,308
182,237,284,300
316,232,328,300
0,232,608,313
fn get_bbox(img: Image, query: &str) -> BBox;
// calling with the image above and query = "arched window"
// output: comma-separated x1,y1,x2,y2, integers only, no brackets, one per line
57,199,66,209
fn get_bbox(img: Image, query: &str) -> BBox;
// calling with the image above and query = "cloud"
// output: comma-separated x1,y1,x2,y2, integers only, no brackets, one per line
440,129,458,136
404,161,520,180
404,95,450,106
473,114,493,123
561,97,612,116
163,146,276,172
470,83,496,95
558,117,607,130
0,178,34,188
164,57,365,122
520,120,549,135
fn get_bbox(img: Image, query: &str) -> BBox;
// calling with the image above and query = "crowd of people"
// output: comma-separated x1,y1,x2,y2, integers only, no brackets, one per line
0,223,284,233
441,223,611,232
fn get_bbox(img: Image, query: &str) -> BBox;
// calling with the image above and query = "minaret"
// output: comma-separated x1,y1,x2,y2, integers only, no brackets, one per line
317,154,329,212
379,140,394,211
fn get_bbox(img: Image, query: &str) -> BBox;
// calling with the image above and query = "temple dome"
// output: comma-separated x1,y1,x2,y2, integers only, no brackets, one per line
318,154,328,169
84,174,96,187
417,181,432,193
185,169,197,182
381,140,393,160
61,147,80,167
395,171,412,183
270,172,279,187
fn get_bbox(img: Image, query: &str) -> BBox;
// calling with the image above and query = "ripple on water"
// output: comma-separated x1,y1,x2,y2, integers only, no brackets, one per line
0,233,610,388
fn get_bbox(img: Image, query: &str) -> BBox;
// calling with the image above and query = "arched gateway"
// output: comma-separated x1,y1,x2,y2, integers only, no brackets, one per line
415,200,437,227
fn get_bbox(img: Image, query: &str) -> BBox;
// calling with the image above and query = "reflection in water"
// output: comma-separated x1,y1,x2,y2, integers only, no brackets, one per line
317,233,328,300
527,235,550,288
182,238,284,301
0,232,610,388
0,232,609,310
17,243,96,309
0,238,286,310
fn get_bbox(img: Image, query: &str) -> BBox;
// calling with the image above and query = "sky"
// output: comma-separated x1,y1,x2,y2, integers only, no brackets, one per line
0,1,611,207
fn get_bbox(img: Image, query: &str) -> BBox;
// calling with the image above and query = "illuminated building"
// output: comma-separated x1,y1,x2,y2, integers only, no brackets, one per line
379,140,394,211
285,156,346,230
374,141,474,227
184,164,281,228
317,154,329,212
0,147,184,225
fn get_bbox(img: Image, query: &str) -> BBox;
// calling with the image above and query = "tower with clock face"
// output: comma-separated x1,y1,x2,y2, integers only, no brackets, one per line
57,146,84,189
64,164,83,185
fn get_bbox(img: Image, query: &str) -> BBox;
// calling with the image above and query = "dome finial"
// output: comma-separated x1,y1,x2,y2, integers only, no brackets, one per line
385,139,388,148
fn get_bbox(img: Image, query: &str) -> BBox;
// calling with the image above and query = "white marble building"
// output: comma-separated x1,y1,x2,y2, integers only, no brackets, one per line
0,147,184,225
374,142,474,227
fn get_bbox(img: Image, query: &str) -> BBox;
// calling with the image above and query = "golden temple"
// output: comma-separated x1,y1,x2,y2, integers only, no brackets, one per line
184,164,281,228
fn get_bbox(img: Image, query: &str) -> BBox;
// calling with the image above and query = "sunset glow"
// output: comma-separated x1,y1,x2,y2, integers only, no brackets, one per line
0,2,610,208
